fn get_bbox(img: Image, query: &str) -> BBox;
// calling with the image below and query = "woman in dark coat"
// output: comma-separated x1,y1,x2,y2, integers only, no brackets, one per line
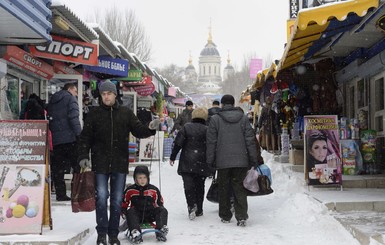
169,107,213,220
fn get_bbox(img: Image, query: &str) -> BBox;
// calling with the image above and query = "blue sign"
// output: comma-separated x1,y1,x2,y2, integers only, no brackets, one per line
84,56,129,77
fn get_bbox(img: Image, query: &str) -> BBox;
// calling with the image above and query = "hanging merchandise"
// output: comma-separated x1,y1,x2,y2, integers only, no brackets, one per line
281,81,289,102
358,109,368,130
270,80,279,94
281,124,290,160
360,130,377,174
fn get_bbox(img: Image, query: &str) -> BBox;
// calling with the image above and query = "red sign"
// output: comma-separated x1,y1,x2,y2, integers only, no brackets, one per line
2,46,54,79
53,61,81,75
29,35,98,65
123,75,152,86
133,82,155,96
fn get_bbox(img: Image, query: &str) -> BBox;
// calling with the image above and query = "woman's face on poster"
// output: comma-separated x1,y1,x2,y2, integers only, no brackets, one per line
309,139,327,162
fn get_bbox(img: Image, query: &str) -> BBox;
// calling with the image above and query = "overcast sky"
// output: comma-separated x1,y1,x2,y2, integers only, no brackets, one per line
62,0,289,70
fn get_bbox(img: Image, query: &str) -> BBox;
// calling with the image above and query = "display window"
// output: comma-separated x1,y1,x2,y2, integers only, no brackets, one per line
1,72,42,120
4,74,19,119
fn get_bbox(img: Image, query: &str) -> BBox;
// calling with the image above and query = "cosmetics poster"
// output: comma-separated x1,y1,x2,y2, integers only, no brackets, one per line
304,115,342,186
0,164,45,234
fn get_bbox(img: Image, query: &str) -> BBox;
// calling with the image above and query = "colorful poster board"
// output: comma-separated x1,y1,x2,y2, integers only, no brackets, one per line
139,132,164,162
304,115,342,186
0,120,49,234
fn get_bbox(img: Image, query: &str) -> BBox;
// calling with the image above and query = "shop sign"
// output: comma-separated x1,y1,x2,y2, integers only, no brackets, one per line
168,87,177,97
125,69,143,81
0,120,48,234
53,61,81,75
133,81,155,96
304,115,342,186
289,0,299,19
0,46,54,79
122,75,152,86
83,56,129,77
249,58,262,80
29,35,98,65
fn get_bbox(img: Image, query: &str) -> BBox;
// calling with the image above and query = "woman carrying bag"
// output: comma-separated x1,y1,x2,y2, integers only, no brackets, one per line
169,107,214,220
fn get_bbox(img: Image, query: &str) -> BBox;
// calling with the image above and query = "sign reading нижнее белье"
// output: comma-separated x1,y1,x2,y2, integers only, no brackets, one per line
304,115,342,186
0,121,49,234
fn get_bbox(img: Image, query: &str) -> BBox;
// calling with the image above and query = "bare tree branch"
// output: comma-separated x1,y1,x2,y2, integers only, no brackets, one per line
96,6,153,62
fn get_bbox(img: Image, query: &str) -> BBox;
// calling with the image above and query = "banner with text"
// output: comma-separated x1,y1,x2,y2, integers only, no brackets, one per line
249,58,263,80
0,46,54,79
0,120,48,234
83,56,129,77
30,35,98,65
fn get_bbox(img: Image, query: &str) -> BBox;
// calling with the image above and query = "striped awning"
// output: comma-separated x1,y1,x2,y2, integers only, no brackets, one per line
0,0,52,44
278,0,379,71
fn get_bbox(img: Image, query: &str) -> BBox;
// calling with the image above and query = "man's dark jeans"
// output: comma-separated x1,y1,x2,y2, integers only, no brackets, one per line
217,167,248,221
95,172,126,237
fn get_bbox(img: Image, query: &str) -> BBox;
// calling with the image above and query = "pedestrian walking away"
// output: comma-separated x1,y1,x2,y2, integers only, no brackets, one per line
170,107,214,220
206,94,264,227
207,100,221,125
170,100,194,134
77,80,160,245
48,83,81,201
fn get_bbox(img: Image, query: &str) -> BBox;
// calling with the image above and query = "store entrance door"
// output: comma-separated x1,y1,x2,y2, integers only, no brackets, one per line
48,74,83,126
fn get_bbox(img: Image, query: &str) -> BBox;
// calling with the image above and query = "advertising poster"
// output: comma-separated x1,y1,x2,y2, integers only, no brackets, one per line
304,115,342,185
0,165,45,234
139,132,164,162
0,120,48,234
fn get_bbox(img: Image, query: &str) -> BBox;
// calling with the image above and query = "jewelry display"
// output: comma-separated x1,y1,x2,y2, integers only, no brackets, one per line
0,166,10,193
8,167,42,199
0,207,4,223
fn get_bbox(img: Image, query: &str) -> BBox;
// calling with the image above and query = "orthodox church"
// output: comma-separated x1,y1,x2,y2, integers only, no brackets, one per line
184,26,235,95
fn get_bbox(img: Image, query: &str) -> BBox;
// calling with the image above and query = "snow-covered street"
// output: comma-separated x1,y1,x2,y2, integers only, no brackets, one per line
79,151,360,245
0,151,365,245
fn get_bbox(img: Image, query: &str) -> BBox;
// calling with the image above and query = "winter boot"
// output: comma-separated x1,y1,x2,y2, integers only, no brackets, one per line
237,219,247,227
221,218,230,223
96,234,107,245
156,225,168,242
129,229,143,244
196,210,203,217
108,236,120,245
119,219,128,232
188,204,197,220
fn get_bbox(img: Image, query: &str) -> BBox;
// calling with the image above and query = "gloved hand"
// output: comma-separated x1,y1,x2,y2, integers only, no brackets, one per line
79,159,91,169
169,160,175,166
148,119,161,130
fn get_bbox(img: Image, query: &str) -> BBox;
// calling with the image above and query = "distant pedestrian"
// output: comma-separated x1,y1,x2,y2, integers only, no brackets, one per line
170,107,213,220
77,80,160,245
23,93,45,120
206,94,263,227
170,100,193,134
207,100,221,125
48,83,81,201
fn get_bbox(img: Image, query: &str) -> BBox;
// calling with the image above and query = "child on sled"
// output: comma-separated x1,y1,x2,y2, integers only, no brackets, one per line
121,165,168,243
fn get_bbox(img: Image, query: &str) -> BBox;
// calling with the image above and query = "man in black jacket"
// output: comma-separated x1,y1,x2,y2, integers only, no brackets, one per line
170,100,193,134
48,83,81,201
77,80,160,245
207,100,221,125
206,94,261,227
